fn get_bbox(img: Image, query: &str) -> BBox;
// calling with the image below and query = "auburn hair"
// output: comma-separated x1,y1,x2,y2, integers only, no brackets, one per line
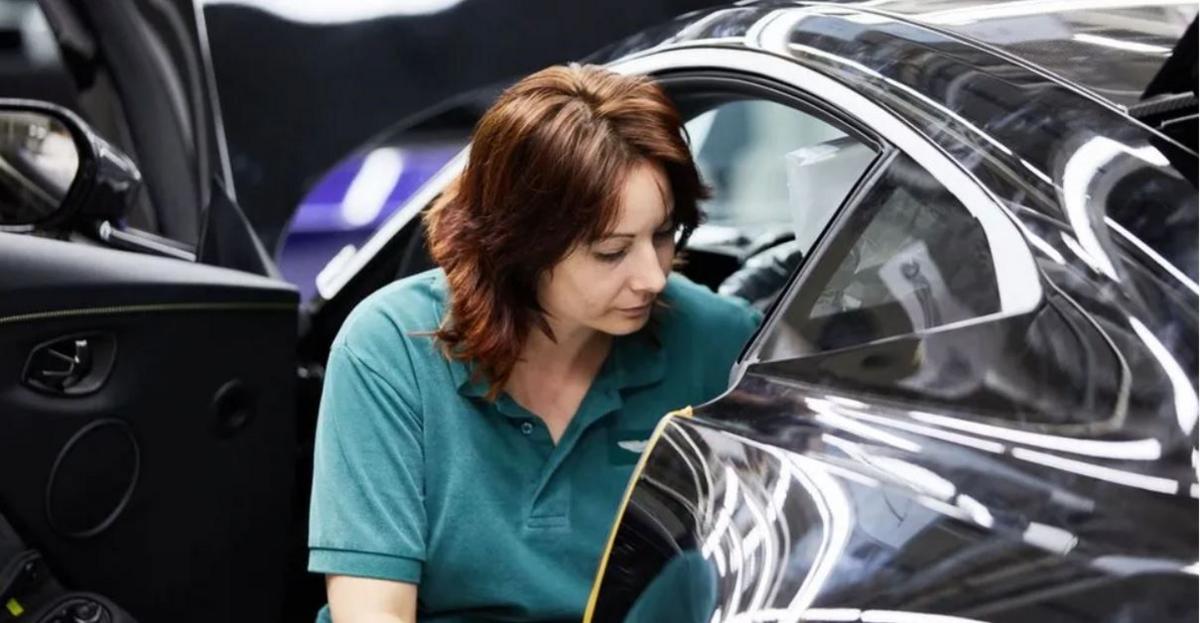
423,63,709,400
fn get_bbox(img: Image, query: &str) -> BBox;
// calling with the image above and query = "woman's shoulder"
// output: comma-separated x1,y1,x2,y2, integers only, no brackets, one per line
655,273,763,398
661,272,762,336
332,268,448,364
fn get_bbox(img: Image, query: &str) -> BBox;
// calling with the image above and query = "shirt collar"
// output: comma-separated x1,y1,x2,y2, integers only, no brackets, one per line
450,330,666,401
431,267,668,403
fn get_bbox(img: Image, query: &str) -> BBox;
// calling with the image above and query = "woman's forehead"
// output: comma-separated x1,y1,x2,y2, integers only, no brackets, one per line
605,162,673,234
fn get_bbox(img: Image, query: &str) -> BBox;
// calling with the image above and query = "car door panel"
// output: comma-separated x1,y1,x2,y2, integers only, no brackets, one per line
0,232,297,623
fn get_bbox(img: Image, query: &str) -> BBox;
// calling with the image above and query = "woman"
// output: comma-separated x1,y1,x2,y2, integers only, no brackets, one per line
308,64,760,622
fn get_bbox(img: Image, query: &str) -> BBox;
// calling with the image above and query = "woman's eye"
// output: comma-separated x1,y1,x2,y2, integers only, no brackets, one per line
594,249,627,263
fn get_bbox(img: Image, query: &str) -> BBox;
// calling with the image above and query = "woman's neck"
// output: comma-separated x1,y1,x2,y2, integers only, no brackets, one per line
517,318,611,377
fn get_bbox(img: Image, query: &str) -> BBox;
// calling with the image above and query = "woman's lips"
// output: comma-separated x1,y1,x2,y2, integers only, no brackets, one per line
618,303,653,316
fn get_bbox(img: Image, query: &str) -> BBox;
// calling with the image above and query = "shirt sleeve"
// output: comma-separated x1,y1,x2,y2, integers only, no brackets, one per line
308,344,426,584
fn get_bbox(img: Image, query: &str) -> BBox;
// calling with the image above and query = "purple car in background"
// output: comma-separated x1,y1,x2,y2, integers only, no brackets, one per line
280,140,462,300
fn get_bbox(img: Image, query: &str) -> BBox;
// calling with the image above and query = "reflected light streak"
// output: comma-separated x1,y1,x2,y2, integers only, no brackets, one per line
730,608,991,622
1022,521,1079,555
842,411,1005,453
747,9,805,52
868,457,956,499
954,494,995,529
786,43,1013,158
673,423,719,524
1105,217,1200,295
813,407,923,453
1018,157,1056,187
1060,231,1107,275
712,544,728,577
340,148,404,227
204,0,464,22
919,0,1198,26
1012,448,1179,494
1061,137,1122,281
915,495,973,524
314,244,359,300
819,435,892,488
861,611,989,623
1092,555,1195,575
1128,317,1199,435
827,395,868,409
662,430,708,531
768,465,792,522
782,455,853,616
1061,136,1171,282
1073,33,1171,54
702,465,741,558
906,410,1162,460
1015,222,1068,265
740,485,775,613
801,609,863,621
751,446,799,611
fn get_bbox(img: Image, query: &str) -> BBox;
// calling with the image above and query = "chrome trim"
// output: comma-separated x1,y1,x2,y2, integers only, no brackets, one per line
98,220,198,262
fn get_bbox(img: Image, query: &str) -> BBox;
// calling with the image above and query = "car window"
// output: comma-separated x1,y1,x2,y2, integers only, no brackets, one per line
757,152,1002,360
682,97,878,307
685,99,874,254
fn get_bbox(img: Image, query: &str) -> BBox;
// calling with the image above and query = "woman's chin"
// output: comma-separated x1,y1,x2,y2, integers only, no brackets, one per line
600,313,652,336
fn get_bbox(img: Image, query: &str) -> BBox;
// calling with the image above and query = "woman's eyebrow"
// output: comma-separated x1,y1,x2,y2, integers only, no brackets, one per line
594,213,676,241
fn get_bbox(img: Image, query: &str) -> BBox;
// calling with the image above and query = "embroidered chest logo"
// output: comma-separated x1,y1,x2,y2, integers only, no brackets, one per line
610,429,652,465
617,439,648,454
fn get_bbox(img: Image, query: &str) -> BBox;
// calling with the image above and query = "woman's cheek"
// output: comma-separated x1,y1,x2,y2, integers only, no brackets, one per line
658,246,676,275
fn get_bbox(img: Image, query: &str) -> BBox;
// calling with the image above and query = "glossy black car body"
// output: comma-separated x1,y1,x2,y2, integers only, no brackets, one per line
573,3,1200,622
0,1,1196,622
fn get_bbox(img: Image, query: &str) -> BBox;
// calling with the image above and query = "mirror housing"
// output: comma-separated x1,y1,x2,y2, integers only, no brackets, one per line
0,98,141,231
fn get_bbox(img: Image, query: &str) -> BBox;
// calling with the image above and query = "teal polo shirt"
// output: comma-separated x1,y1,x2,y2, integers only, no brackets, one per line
308,268,760,622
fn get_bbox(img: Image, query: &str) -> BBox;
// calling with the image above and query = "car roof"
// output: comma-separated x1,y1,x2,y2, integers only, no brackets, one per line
604,0,1197,110
838,0,1199,109
592,0,1198,284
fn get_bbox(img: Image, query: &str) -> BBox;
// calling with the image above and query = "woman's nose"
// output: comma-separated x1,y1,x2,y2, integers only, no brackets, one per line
628,242,667,295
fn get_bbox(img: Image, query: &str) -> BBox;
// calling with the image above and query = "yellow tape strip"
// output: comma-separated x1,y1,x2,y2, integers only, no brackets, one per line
5,597,25,617
666,405,694,419
582,405,691,622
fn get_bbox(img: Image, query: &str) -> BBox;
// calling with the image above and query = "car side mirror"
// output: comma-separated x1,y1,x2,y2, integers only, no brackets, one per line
0,98,141,230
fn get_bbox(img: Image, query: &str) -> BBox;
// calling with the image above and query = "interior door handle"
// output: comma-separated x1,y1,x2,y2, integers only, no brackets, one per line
40,339,92,382
23,334,116,396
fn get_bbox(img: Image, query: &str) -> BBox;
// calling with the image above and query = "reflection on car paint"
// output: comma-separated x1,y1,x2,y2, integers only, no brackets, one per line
592,381,1197,622
587,4,1198,622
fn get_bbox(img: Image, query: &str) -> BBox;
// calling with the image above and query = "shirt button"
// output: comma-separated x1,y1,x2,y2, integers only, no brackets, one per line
520,422,534,435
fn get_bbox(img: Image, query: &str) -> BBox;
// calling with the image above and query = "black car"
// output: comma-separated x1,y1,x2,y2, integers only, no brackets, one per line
0,1,1196,622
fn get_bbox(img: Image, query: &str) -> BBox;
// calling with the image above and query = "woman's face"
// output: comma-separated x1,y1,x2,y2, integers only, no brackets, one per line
539,160,676,337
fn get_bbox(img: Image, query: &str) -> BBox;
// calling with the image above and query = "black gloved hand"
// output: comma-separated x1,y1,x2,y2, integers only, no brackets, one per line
717,240,805,308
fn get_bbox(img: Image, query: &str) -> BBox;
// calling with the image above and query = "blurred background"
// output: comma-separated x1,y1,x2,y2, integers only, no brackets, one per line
0,0,730,299
2,0,1194,300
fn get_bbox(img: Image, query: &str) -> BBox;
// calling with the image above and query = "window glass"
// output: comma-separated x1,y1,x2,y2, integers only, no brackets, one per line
685,98,877,307
758,152,1002,360
685,99,874,254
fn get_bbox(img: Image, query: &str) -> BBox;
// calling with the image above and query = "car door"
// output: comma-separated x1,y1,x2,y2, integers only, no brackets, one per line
0,2,297,622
